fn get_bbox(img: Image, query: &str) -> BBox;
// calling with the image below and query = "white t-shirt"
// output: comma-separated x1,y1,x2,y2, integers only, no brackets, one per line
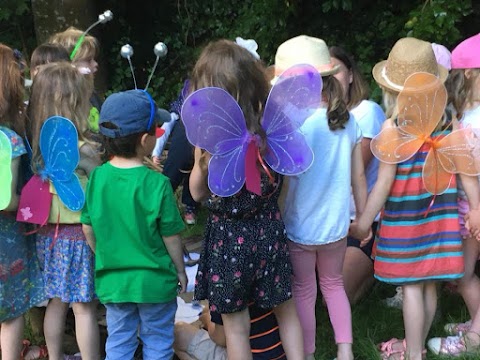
281,108,362,245
349,100,386,219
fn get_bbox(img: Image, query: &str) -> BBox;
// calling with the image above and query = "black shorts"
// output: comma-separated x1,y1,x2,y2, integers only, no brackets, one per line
346,222,378,260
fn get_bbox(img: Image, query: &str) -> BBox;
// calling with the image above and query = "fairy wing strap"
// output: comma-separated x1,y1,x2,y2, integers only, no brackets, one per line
181,64,320,197
371,72,480,195
0,130,13,210
17,116,84,224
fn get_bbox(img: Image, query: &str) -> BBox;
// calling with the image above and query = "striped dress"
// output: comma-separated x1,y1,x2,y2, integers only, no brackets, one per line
374,136,464,284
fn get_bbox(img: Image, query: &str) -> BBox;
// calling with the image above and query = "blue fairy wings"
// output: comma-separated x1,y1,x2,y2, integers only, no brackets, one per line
39,116,85,211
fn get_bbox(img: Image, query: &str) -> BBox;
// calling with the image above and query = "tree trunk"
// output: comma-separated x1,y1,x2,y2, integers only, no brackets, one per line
31,0,97,44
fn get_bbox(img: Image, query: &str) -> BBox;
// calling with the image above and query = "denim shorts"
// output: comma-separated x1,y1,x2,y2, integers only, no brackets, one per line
105,300,177,360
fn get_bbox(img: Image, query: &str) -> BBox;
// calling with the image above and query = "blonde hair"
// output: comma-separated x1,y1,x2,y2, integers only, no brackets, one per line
49,27,99,62
28,62,93,172
382,89,398,119
446,68,480,119
0,43,25,135
383,88,449,131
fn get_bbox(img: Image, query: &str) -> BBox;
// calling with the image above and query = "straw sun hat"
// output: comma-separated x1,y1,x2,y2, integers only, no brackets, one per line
273,35,340,79
372,37,448,93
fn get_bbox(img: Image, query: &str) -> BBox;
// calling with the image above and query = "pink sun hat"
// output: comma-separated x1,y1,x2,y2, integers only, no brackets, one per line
451,33,480,69
432,43,452,70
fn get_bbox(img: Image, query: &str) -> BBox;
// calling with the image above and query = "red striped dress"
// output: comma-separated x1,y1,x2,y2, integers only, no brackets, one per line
374,138,464,284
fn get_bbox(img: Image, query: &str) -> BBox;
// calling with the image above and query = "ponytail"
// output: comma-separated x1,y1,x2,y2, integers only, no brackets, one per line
323,75,349,130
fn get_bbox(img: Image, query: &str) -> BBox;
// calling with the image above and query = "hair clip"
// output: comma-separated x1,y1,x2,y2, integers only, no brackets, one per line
70,10,113,60
120,42,168,90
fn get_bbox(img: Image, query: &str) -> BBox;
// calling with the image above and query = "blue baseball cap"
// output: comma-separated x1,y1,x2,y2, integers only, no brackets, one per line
99,89,171,138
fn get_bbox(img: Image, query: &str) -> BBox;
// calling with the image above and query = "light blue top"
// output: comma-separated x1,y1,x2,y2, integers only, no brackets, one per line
281,108,362,245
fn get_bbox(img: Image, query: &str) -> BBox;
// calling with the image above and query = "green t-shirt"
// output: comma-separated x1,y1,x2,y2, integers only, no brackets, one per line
81,162,185,304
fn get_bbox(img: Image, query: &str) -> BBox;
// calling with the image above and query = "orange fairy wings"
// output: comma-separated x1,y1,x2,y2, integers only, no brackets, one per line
371,72,480,195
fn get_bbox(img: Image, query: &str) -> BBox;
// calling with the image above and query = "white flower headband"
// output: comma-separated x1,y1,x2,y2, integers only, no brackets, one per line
235,37,260,60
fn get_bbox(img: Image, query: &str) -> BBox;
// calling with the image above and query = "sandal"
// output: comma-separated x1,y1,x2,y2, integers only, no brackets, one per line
428,331,480,356
21,340,48,360
378,338,405,359
378,338,426,360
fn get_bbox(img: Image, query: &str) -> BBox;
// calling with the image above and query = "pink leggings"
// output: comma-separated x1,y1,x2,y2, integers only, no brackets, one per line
289,238,352,355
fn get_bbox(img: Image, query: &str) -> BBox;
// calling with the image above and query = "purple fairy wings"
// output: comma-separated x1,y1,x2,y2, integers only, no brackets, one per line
181,64,322,197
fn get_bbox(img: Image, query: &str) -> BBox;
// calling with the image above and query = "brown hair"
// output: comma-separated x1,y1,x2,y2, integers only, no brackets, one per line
322,75,350,130
446,68,480,119
0,44,25,135
49,27,99,62
191,39,270,152
31,43,70,70
329,46,369,109
28,62,93,172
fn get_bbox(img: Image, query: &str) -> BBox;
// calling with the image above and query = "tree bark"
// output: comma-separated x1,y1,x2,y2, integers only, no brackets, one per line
31,0,97,44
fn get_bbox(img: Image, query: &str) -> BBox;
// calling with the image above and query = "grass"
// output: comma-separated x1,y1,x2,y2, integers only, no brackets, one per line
314,281,472,359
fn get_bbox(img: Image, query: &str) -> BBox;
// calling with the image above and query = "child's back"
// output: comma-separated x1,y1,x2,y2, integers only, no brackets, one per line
82,163,184,302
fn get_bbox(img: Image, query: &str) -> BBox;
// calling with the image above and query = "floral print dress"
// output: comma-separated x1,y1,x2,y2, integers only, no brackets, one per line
194,174,293,314
0,126,46,322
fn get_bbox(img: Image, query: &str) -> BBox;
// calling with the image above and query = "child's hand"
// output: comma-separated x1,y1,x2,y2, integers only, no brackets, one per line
194,147,211,173
359,228,373,248
465,209,480,240
349,221,369,241
152,156,161,165
177,271,188,294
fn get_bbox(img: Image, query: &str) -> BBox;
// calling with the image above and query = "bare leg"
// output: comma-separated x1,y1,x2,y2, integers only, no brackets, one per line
72,301,100,360
221,308,251,360
1,316,24,360
273,299,304,360
174,323,200,360
44,298,69,360
342,247,374,304
422,282,437,344
403,284,425,360
457,236,480,318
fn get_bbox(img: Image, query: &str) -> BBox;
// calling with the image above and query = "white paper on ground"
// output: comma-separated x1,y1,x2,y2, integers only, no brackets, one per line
175,296,204,324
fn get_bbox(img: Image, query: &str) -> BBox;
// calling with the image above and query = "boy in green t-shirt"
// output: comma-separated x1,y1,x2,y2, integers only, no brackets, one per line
81,89,187,360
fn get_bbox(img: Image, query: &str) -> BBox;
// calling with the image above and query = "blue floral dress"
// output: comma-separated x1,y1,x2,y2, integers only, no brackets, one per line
0,126,46,322
194,174,293,314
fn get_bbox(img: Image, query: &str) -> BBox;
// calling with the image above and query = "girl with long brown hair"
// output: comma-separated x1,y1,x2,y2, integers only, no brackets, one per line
189,39,304,360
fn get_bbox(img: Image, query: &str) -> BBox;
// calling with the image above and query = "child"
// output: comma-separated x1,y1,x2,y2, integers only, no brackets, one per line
30,43,70,79
189,39,304,360
329,45,386,304
174,302,285,360
0,43,46,360
49,27,102,132
81,89,187,359
275,36,366,360
350,37,480,360
427,33,480,356
28,62,101,360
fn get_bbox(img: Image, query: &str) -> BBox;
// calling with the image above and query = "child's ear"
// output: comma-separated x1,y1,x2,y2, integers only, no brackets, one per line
140,133,149,148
